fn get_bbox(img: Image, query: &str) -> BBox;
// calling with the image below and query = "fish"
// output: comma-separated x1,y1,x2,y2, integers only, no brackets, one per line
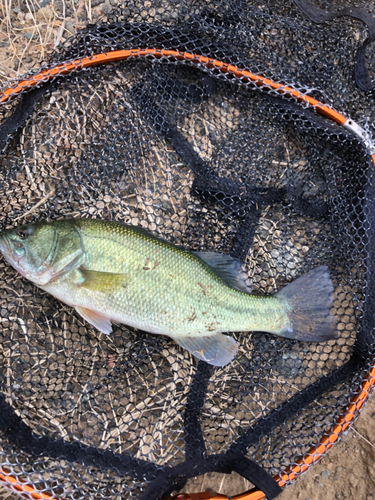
0,218,337,366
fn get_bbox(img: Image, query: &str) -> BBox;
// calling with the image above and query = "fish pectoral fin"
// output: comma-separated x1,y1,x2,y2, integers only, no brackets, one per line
75,306,112,335
173,333,238,367
78,268,127,292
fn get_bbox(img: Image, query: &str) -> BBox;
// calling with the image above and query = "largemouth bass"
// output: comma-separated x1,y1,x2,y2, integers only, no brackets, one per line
0,219,337,366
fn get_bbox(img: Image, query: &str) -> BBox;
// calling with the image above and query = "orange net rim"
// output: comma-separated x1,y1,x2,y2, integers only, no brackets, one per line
0,49,372,500
0,48,347,127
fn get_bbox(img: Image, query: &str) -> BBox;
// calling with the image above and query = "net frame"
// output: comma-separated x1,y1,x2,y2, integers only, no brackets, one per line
0,40,374,499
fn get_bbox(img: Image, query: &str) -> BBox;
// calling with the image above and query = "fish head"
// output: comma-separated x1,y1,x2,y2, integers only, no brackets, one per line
0,220,83,286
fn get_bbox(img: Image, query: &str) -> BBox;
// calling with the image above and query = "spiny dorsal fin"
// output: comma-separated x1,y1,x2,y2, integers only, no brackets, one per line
78,268,127,292
192,251,251,293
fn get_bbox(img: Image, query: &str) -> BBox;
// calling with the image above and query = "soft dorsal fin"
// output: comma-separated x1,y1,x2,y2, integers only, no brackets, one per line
192,251,251,293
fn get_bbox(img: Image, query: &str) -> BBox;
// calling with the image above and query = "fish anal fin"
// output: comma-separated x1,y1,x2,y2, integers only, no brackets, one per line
76,306,112,335
79,268,127,292
173,333,238,366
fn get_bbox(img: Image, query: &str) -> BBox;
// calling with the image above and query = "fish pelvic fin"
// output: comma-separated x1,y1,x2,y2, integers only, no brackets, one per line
173,333,238,366
78,268,127,292
76,306,112,334
276,265,337,342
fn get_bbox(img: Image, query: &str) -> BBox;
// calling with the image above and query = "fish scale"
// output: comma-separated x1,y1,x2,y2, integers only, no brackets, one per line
70,219,285,334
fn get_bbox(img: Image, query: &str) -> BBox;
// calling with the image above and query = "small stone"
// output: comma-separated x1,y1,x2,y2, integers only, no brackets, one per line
320,470,329,477
12,6,21,13
65,21,75,35
24,32,35,40
101,3,112,14
25,12,34,22
25,56,33,63
91,0,102,6
36,7,54,22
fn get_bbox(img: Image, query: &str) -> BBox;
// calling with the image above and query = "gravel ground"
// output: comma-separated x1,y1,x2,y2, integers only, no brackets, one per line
0,1,374,499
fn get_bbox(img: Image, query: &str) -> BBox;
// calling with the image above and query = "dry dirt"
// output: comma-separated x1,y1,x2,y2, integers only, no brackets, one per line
0,1,374,500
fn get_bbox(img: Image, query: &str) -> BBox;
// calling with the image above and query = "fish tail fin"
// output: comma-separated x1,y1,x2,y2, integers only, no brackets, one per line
173,333,238,366
276,265,337,342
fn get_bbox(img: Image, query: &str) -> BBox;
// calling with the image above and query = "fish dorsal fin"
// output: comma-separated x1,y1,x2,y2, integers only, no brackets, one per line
192,251,251,293
78,269,127,292
76,306,112,335
173,333,238,366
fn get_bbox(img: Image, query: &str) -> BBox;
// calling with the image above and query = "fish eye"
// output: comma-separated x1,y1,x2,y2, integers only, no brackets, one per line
17,227,31,240
13,240,25,256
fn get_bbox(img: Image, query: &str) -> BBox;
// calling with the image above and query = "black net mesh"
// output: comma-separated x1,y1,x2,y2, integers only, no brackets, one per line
0,1,374,499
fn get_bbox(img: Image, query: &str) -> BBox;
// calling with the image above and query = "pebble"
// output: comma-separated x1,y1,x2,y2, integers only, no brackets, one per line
24,32,35,40
101,3,112,14
36,7,54,22
65,21,76,35
320,470,329,477
13,6,21,13
25,12,34,22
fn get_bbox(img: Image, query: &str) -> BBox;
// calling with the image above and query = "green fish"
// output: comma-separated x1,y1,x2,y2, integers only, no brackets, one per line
0,219,337,366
